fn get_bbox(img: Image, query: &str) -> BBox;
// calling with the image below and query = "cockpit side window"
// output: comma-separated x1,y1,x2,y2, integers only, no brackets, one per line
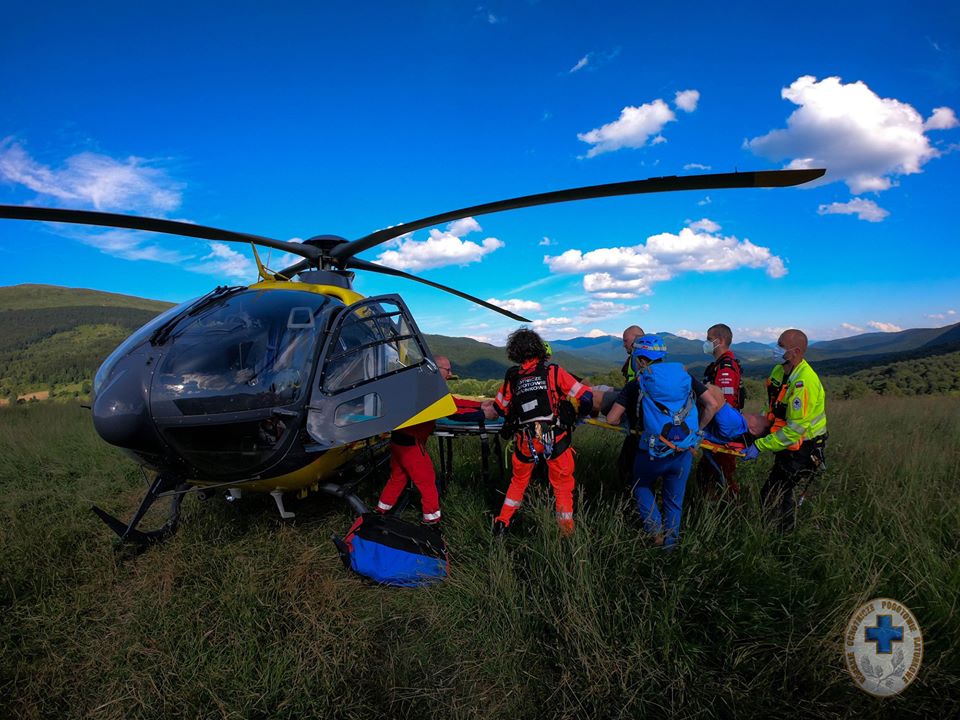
321,300,426,394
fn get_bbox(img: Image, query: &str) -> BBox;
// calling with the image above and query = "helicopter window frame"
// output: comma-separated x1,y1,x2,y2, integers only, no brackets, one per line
320,301,428,395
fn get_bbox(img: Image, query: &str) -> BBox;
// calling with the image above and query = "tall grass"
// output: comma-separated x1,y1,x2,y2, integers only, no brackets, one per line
1,397,958,718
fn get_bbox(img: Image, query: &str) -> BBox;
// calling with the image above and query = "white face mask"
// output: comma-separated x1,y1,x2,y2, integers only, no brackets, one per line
703,339,717,355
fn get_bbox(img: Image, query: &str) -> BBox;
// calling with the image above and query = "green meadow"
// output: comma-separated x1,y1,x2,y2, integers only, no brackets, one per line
2,396,958,719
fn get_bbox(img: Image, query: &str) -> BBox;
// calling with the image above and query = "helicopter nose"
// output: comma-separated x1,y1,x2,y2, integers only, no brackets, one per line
92,355,164,456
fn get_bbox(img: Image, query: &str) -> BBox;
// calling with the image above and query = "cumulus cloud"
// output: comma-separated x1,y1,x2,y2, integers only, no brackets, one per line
376,216,504,271
545,220,786,298
674,89,700,112
687,218,721,233
841,322,865,333
746,76,958,194
673,329,699,340
0,137,182,213
577,300,629,319
924,107,959,131
577,99,677,158
485,297,543,314
868,320,903,333
817,198,890,222
586,328,615,338
925,309,956,320
531,317,579,336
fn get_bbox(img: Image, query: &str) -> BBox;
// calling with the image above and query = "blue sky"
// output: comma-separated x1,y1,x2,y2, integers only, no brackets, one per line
1,1,957,344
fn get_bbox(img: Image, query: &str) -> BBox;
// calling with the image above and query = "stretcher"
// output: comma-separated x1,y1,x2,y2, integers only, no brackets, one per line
432,415,506,509
582,417,748,457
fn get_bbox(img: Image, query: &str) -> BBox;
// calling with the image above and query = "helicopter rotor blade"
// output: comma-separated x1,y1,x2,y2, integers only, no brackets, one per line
0,205,322,261
344,257,532,322
331,168,826,263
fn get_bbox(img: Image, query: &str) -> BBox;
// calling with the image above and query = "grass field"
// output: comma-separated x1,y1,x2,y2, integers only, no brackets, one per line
1,397,959,719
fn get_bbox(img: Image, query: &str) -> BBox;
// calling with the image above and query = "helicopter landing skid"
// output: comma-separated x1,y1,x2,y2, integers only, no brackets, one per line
91,472,189,545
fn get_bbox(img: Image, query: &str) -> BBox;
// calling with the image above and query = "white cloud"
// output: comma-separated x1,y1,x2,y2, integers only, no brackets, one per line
674,89,700,113
446,217,482,236
586,328,615,338
687,218,721,233
531,317,580,337
673,329,699,339
577,300,629,319
539,236,554,246
841,322,865,333
697,196,712,206
924,107,959,131
0,137,182,213
569,54,590,73
466,335,493,344
746,76,958,194
736,326,789,341
485,297,542,314
868,320,903,333
187,242,254,281
925,309,957,320
545,220,786,298
375,216,503,271
684,163,711,171
817,198,890,222
577,99,676,158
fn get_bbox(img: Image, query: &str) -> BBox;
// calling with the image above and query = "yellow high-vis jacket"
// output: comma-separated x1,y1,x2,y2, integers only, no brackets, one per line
756,358,827,453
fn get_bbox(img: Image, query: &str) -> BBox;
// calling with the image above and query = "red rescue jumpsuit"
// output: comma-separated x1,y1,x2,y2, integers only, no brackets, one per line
493,360,591,535
376,421,440,523
375,398,486,524
703,350,742,496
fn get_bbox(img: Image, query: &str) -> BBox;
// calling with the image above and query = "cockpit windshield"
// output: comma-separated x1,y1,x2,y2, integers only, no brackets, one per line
154,289,333,415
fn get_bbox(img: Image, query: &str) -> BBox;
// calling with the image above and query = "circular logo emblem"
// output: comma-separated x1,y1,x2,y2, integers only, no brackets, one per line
844,598,923,696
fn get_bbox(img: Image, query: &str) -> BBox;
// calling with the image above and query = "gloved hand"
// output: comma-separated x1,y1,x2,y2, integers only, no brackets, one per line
742,444,760,461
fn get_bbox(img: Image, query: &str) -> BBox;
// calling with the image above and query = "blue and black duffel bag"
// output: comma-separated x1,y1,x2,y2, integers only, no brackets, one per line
333,513,448,587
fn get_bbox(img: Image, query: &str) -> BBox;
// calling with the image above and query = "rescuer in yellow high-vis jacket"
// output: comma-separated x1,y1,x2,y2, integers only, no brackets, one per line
742,329,827,531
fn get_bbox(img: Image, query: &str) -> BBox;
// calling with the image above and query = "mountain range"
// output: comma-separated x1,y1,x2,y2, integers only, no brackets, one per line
1,284,957,394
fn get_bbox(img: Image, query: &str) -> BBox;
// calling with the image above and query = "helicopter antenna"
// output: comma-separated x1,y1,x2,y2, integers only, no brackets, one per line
330,168,826,263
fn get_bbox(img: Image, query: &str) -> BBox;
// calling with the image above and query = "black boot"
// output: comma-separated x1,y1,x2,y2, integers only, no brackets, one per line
492,519,508,538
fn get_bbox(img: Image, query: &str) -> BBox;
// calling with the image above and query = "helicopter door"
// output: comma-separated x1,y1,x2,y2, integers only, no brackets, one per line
306,294,454,449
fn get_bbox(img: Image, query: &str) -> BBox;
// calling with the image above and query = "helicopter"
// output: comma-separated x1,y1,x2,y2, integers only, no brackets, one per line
0,167,824,544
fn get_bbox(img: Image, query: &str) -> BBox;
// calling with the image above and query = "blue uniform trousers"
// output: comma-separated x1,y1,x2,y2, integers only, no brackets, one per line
632,450,693,547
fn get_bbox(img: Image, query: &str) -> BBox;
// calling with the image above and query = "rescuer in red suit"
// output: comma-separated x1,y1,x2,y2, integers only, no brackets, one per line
698,323,744,498
375,355,495,524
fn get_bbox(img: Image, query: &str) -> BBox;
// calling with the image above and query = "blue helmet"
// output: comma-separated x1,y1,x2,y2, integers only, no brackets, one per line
632,334,667,361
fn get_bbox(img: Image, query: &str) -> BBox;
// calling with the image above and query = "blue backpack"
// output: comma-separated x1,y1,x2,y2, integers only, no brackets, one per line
636,362,701,458
333,513,448,587
703,403,749,444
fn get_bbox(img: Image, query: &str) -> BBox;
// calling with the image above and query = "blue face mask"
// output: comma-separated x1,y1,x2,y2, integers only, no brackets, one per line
703,339,717,355
771,345,786,362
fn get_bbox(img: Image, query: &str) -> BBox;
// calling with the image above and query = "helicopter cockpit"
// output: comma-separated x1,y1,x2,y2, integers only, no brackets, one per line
152,289,330,417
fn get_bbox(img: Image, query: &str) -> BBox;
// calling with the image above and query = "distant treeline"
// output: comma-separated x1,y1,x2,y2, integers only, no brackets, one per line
0,307,158,396
448,351,960,401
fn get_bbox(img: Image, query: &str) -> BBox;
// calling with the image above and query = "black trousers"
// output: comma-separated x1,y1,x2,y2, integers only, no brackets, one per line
617,434,637,488
760,436,827,532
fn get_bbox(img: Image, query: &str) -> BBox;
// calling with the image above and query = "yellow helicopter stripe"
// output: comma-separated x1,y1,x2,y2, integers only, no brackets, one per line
247,279,365,306
394,393,458,430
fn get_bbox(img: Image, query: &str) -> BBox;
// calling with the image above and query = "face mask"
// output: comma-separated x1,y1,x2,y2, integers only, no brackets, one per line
771,346,786,362
703,340,717,355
